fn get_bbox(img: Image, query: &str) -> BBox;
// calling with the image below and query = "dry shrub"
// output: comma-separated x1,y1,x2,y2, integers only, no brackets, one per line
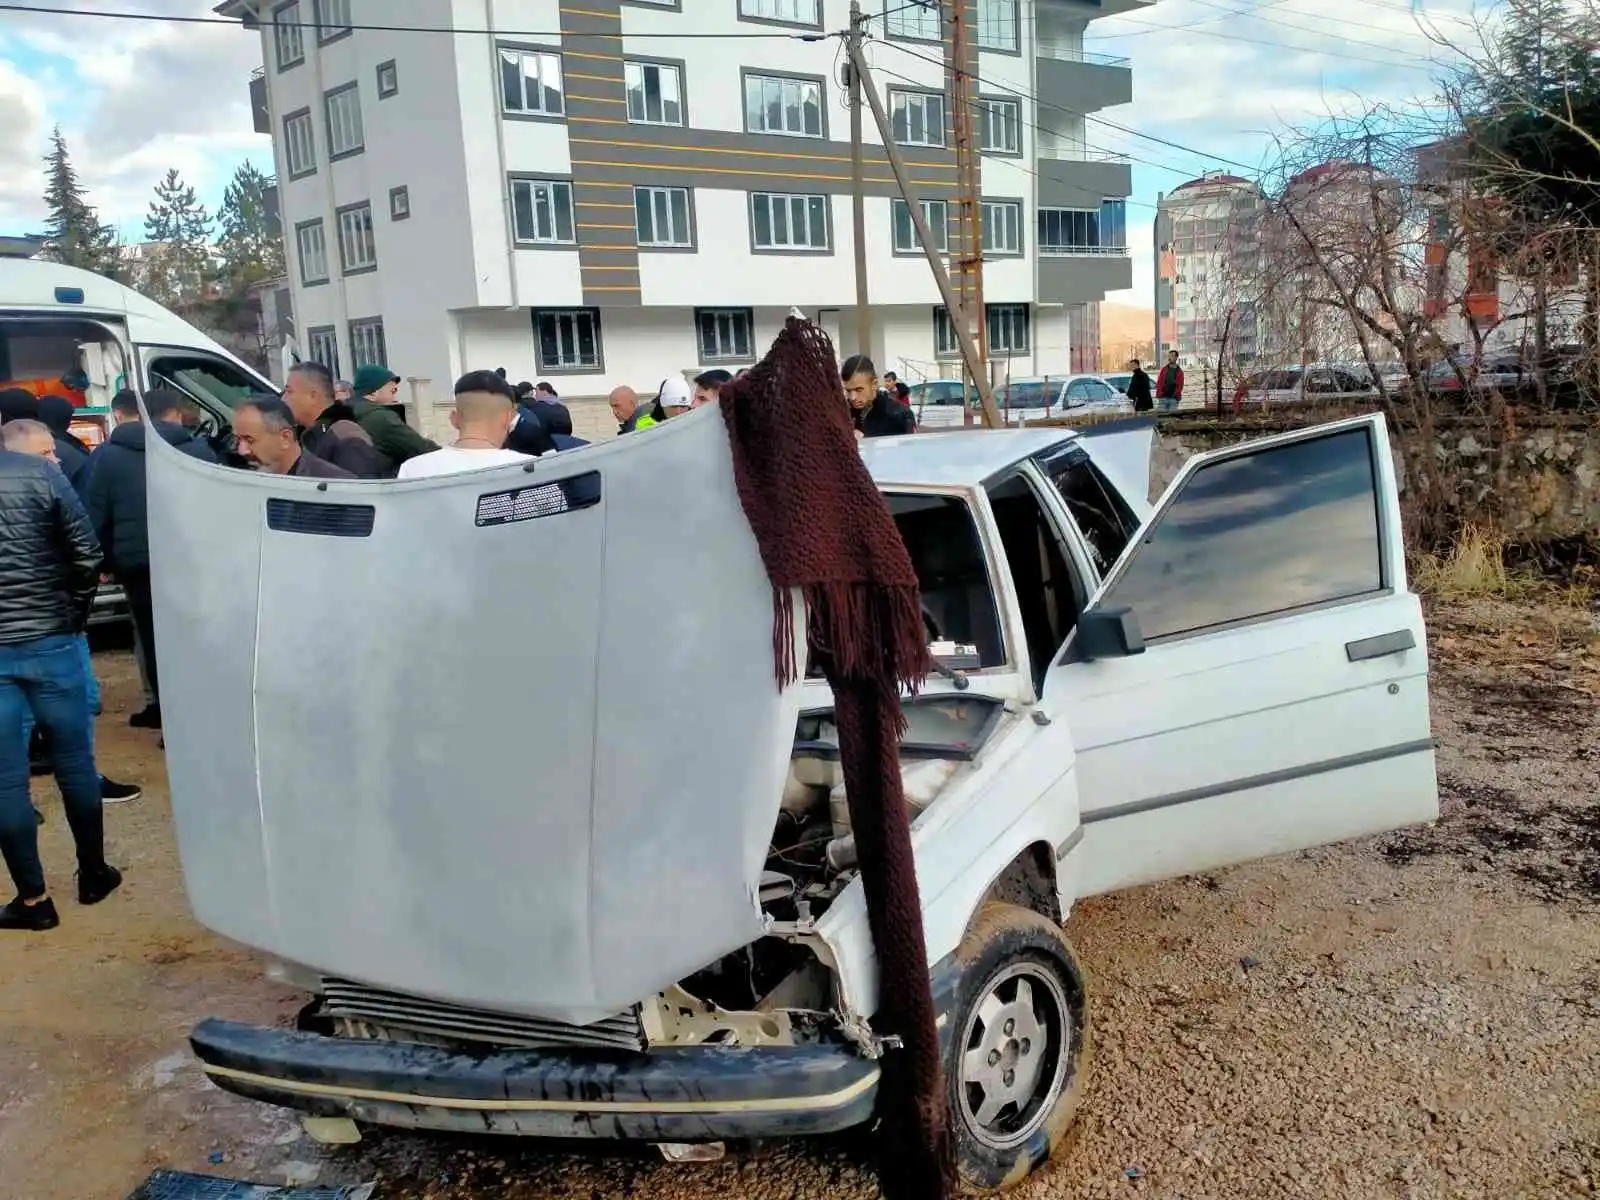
1412,524,1528,599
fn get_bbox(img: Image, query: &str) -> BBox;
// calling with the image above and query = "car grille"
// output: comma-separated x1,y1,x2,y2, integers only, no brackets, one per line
319,977,644,1052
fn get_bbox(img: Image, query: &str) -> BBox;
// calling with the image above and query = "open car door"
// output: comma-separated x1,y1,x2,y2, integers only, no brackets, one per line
1039,413,1437,896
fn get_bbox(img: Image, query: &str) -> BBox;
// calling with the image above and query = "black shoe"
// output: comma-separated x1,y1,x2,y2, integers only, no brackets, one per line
0,896,60,931
100,777,141,804
77,864,122,906
129,704,162,730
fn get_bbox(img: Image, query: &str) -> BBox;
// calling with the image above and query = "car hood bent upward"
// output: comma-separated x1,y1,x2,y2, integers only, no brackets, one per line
146,405,804,1026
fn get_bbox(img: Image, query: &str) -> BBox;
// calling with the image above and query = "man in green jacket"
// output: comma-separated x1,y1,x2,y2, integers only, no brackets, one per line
347,364,438,476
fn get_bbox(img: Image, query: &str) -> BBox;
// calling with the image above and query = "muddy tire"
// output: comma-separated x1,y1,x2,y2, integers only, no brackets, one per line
944,902,1091,1194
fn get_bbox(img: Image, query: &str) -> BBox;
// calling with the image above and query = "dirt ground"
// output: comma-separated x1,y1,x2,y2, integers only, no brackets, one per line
1,597,1595,1200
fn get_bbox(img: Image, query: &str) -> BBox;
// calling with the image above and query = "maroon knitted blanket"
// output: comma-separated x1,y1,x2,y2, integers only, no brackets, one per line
720,318,951,1199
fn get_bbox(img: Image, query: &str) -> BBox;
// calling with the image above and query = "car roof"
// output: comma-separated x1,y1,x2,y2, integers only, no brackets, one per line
859,427,1079,487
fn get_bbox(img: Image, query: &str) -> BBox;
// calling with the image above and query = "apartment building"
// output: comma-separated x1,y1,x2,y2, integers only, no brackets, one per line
1155,173,1263,370
220,0,1141,410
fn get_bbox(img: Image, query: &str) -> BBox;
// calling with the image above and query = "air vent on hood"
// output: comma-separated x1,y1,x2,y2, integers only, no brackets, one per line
265,499,375,538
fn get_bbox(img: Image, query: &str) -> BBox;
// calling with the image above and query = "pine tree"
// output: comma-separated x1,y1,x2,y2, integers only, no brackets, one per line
142,168,214,309
216,161,286,284
40,127,121,279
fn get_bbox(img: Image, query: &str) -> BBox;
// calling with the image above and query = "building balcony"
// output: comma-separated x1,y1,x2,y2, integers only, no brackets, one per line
1034,154,1133,212
249,66,269,134
1037,253,1133,305
1035,45,1132,116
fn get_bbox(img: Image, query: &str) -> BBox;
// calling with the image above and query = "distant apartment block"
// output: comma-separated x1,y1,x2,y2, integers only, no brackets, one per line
1155,173,1263,370
218,0,1145,402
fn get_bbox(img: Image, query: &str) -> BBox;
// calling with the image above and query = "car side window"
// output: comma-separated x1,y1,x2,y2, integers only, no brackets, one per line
1088,380,1114,401
145,350,261,431
1065,380,1087,404
986,473,1084,692
1095,427,1384,642
1042,446,1139,575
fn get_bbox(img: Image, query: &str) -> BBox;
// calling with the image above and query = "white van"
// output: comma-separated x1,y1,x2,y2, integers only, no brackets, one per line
0,258,275,448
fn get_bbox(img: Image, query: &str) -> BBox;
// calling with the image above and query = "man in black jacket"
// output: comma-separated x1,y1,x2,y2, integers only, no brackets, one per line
841,355,916,438
35,395,93,496
84,389,218,727
284,362,384,478
0,444,122,930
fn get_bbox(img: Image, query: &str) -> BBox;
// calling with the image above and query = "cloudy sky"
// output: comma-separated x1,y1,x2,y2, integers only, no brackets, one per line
0,0,1490,307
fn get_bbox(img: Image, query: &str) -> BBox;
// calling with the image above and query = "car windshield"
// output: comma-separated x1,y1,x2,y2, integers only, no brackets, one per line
1000,382,1047,406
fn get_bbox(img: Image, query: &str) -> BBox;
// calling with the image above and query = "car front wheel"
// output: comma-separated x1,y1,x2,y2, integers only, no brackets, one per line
945,902,1091,1193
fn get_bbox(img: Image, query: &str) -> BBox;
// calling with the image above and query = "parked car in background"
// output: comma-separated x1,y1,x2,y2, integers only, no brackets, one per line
1236,365,1376,407
1059,375,1133,414
906,378,970,429
1100,372,1133,396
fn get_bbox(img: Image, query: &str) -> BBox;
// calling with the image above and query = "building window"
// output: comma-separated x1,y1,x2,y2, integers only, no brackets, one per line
324,83,364,159
500,46,565,118
282,108,316,178
376,59,398,99
313,0,351,42
635,186,692,248
389,185,410,221
933,307,961,358
295,219,328,284
743,72,823,138
1038,201,1127,254
890,90,945,148
349,317,387,369
982,200,1022,255
510,178,576,245
977,0,1020,51
738,0,820,25
306,326,340,377
979,98,1021,154
625,60,684,126
336,202,377,273
750,192,830,252
987,303,1030,356
885,0,941,41
892,198,948,254
697,308,756,364
535,309,603,373
273,1,304,70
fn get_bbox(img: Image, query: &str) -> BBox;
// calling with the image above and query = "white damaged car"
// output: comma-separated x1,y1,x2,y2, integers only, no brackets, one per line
148,406,1438,1191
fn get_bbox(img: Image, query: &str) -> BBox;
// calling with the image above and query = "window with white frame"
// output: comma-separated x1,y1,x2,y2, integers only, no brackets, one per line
273,1,304,69
306,326,340,377
750,192,830,251
697,309,755,363
635,186,692,248
349,317,386,369
885,0,941,40
890,90,945,147
982,200,1021,255
933,307,961,357
977,0,1019,51
987,303,1030,355
892,198,948,254
336,203,377,273
283,109,315,178
295,219,328,284
389,185,410,221
376,60,399,99
500,47,565,117
738,0,820,24
313,0,350,41
744,72,823,138
511,178,575,244
979,98,1021,154
535,309,603,372
324,84,363,158
625,61,684,126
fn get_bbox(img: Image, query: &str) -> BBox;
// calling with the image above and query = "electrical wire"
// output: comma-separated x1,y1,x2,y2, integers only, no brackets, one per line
0,2,827,39
1077,9,1439,69
1175,0,1454,67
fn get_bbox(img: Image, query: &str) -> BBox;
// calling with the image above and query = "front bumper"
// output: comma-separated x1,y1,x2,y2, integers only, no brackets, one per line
191,1018,880,1141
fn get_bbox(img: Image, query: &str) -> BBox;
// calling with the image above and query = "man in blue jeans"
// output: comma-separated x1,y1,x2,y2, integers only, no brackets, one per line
0,434,122,931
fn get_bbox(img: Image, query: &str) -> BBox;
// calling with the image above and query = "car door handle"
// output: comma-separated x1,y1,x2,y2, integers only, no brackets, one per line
1345,630,1416,662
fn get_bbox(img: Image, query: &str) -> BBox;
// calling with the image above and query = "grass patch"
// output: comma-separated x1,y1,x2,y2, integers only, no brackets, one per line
1413,524,1530,600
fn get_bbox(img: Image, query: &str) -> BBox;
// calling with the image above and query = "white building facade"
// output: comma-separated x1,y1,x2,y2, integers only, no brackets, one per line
1155,173,1264,371
220,0,1140,419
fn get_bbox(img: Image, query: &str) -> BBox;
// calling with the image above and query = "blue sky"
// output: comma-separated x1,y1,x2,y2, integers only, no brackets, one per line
0,0,1485,307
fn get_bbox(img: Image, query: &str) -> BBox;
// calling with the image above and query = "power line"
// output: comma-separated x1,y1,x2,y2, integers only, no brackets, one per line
879,39,1263,175
0,2,827,39
1180,0,1454,66
1081,8,1439,68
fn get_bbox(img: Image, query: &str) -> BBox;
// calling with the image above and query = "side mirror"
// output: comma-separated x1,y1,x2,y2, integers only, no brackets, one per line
1078,607,1146,660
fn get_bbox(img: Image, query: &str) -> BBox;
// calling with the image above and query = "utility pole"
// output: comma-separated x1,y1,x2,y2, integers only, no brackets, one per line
948,0,988,427
846,21,1000,428
1152,190,1165,367
848,1,872,358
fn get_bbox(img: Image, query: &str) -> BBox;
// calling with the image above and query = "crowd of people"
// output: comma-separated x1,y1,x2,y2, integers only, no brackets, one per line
0,346,924,931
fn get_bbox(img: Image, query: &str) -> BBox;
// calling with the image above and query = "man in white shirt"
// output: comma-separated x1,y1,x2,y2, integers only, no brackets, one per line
397,371,531,479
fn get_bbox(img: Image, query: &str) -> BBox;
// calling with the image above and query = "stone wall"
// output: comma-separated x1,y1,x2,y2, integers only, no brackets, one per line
1149,412,1598,545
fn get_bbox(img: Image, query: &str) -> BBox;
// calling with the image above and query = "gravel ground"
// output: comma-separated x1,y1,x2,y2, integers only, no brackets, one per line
1,596,1595,1200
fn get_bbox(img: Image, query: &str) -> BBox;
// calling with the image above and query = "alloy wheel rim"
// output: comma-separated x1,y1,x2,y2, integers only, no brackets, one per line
957,959,1074,1152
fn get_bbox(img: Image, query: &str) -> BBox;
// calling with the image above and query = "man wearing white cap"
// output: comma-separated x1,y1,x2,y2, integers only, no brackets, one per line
656,375,693,421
